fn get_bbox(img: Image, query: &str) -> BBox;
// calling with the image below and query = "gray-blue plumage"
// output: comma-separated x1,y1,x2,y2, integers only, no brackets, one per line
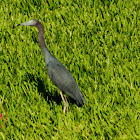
43,45,85,106
47,58,85,105
16,19,86,107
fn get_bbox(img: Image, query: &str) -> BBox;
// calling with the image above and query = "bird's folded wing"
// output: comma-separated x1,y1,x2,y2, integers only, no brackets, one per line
47,61,79,99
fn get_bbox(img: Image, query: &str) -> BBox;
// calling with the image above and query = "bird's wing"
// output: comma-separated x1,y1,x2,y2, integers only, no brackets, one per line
47,61,79,100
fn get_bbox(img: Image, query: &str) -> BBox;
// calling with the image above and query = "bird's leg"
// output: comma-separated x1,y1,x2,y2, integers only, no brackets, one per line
63,94,69,114
59,90,69,114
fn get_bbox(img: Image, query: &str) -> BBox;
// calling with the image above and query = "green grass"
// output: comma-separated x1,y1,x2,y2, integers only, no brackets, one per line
0,0,139,139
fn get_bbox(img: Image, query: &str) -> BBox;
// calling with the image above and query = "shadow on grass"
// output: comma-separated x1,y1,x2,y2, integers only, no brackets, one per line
25,73,76,106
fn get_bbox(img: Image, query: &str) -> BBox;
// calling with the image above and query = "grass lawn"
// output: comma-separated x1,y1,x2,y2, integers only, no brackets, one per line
0,0,139,139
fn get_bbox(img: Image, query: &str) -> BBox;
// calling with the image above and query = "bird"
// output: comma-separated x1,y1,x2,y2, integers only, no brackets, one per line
16,19,86,113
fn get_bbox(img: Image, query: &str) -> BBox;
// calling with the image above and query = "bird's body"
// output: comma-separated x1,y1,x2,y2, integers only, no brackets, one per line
47,59,85,106
16,19,86,113
42,46,85,106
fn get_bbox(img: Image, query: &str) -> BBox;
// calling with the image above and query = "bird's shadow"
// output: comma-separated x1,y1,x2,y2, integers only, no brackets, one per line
25,73,76,106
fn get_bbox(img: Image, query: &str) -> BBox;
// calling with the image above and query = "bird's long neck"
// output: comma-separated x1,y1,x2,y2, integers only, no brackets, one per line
36,23,48,50
36,22,52,65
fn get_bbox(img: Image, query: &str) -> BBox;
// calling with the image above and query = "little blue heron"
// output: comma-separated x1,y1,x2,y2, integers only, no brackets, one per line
16,19,86,113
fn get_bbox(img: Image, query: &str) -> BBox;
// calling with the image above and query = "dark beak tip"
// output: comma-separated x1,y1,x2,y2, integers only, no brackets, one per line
15,24,20,26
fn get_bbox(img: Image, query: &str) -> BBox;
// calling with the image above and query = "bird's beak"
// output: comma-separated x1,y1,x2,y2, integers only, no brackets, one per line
15,20,34,26
15,22,29,26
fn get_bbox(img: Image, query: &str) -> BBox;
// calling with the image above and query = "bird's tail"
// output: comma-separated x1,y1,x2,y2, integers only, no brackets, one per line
76,92,86,106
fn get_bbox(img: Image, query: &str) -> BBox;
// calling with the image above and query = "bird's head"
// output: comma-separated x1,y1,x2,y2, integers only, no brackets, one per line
16,19,40,27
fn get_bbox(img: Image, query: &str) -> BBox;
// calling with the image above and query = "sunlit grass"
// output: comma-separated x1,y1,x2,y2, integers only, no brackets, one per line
0,0,139,139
